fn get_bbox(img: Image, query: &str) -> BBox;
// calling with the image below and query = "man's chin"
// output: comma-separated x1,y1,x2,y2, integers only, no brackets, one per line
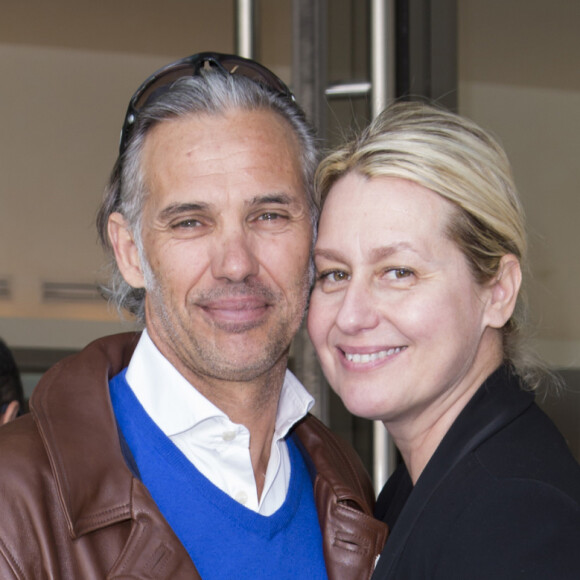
210,317,268,335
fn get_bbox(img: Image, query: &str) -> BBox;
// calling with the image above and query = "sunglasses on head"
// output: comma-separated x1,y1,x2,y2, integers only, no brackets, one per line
119,52,295,156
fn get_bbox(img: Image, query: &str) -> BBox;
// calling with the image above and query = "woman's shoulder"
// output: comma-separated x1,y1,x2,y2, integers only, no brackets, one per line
473,399,580,502
430,406,580,578
433,468,580,579
389,449,580,579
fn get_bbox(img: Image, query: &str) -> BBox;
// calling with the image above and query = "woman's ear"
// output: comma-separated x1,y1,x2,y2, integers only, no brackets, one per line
484,254,522,329
107,212,146,289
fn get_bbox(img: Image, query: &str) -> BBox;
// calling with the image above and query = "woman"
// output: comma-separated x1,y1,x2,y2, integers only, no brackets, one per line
308,102,580,579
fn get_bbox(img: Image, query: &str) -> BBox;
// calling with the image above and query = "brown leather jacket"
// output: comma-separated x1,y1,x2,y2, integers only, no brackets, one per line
0,333,387,579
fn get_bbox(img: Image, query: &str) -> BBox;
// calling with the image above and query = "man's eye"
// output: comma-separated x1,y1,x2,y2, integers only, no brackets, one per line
172,219,202,229
258,212,284,221
386,268,414,280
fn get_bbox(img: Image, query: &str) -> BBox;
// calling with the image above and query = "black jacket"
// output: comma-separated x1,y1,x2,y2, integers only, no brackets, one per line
373,365,580,579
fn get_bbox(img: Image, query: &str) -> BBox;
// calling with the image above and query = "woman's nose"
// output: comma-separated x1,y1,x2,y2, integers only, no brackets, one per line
335,279,380,335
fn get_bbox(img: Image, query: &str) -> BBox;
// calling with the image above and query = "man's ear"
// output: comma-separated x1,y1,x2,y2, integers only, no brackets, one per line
0,401,20,425
483,254,522,329
107,212,146,289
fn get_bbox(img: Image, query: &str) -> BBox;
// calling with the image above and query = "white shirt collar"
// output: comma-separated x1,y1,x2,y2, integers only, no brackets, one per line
125,329,314,441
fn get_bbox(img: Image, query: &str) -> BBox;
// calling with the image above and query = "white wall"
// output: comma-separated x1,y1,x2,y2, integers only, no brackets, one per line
1,0,578,364
0,45,171,347
458,0,580,369
0,1,291,350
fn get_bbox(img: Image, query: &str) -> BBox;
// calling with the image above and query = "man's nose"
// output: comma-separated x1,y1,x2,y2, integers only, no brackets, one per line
210,230,260,282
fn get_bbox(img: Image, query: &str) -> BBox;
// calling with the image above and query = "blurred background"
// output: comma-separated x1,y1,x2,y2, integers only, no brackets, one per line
1,0,578,474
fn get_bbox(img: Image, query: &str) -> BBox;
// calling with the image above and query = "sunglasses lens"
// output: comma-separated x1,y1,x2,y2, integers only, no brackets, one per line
121,53,293,155
132,63,197,111
217,56,291,97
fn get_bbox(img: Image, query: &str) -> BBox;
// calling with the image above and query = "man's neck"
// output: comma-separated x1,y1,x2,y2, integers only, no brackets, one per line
193,364,286,499
147,329,289,498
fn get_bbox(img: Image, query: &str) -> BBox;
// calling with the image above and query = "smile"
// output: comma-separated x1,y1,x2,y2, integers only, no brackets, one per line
343,347,405,364
198,295,272,329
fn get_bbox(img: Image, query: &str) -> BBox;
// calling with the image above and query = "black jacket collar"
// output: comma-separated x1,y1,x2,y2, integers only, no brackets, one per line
373,365,534,578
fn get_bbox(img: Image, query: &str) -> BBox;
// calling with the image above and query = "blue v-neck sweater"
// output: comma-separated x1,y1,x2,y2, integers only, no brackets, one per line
110,370,328,580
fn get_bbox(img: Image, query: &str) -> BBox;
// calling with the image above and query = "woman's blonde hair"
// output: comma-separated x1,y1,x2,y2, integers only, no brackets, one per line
315,101,546,388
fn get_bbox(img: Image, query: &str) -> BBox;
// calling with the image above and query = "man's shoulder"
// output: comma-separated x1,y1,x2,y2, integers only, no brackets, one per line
291,415,389,578
0,331,141,508
291,414,376,509
291,413,360,468
0,413,44,457
0,414,51,497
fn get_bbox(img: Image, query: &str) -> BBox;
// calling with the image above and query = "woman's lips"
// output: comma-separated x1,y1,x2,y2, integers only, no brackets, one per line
339,345,407,367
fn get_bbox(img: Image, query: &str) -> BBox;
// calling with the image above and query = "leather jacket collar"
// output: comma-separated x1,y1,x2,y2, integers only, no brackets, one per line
30,332,141,537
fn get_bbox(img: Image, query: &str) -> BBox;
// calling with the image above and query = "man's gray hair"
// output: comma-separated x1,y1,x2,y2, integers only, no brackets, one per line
97,70,319,323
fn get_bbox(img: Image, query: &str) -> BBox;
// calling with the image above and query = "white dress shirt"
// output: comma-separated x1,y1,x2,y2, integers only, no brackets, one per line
125,330,314,516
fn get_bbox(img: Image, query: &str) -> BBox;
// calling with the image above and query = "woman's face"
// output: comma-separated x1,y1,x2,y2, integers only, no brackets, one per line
308,173,504,430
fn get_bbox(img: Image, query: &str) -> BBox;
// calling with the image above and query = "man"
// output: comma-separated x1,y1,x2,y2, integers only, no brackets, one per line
0,53,387,579
0,338,25,425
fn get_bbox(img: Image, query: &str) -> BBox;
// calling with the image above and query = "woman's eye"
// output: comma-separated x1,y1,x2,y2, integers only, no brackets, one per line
319,270,350,283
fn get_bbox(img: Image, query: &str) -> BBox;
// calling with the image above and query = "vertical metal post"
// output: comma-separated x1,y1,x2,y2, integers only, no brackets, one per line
291,0,329,423
370,0,398,494
235,0,255,58
370,0,396,116
292,0,327,138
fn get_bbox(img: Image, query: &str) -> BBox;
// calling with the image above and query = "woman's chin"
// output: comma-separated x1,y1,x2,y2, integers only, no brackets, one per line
339,388,388,422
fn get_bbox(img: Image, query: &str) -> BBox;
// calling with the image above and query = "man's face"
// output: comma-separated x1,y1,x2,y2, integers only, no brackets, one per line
112,109,312,388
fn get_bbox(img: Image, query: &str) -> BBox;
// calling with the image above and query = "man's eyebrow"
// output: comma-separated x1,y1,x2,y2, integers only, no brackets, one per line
247,193,293,206
158,202,210,221
158,195,294,219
